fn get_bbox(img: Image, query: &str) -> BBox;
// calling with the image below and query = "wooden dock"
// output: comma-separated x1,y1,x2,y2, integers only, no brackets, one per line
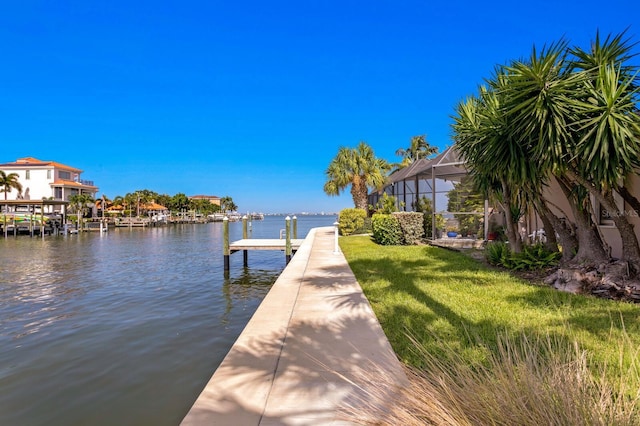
223,215,302,270
229,238,304,252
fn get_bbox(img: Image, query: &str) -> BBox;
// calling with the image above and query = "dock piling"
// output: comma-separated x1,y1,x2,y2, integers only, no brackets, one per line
223,217,230,271
292,216,297,239
285,216,292,264
242,215,248,267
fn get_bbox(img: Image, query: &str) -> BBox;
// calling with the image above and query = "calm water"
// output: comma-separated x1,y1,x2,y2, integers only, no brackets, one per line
0,215,336,426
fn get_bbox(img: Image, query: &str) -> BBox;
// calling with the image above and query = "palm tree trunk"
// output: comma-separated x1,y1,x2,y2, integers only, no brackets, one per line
537,197,577,262
566,170,640,272
533,199,561,253
350,178,369,211
618,185,640,217
501,179,522,253
556,174,609,266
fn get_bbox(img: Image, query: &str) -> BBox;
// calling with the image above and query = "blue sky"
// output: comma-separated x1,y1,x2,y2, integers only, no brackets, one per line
1,1,638,213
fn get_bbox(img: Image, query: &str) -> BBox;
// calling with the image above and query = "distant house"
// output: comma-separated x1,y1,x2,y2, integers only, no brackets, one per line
0,157,98,201
189,194,221,206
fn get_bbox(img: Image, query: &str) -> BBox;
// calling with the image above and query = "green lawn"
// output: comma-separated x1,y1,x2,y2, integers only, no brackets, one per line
340,235,640,375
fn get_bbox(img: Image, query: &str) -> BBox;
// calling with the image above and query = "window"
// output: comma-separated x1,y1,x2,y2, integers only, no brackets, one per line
59,171,71,180
25,170,30,180
47,170,51,179
54,187,62,199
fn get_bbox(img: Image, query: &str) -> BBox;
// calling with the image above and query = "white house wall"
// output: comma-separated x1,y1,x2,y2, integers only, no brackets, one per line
541,174,640,260
12,168,53,200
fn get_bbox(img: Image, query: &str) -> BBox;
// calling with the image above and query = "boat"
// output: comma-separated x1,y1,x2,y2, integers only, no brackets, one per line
1,213,53,235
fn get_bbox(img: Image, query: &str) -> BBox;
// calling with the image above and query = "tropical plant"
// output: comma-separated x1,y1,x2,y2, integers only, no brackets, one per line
155,194,172,211
371,192,401,214
395,134,438,168
123,192,139,216
415,196,445,238
169,193,190,212
68,193,95,218
486,242,561,271
447,175,484,237
452,31,640,269
324,141,391,210
0,171,23,200
220,196,237,213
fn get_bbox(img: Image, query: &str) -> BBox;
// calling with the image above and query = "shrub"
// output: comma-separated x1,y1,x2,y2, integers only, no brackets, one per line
354,217,373,235
486,242,561,270
514,244,562,270
371,192,403,214
338,208,367,236
486,242,512,267
372,214,402,245
392,212,424,245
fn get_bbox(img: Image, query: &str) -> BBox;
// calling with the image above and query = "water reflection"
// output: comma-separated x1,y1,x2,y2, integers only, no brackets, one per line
0,216,336,425
221,267,279,325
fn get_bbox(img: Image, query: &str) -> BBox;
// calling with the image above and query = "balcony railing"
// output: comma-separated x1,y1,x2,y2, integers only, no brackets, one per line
80,180,94,186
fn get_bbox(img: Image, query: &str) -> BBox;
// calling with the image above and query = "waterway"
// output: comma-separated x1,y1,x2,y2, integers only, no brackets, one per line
0,214,336,425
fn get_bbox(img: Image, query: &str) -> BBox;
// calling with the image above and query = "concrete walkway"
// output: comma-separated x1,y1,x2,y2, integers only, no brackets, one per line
181,226,406,425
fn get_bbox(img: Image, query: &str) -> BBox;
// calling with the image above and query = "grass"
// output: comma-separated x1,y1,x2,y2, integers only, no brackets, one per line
339,236,640,425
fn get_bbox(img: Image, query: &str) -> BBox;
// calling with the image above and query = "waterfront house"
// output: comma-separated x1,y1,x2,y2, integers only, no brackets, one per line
189,194,221,206
0,157,98,203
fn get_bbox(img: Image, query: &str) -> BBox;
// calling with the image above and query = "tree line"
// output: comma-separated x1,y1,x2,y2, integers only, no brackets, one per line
69,190,237,218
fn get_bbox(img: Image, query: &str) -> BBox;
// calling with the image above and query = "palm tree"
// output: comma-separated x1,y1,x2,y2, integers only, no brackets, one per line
504,33,640,269
452,81,532,253
111,195,124,216
123,193,138,217
395,135,438,168
324,141,390,210
170,193,190,213
498,40,608,262
0,171,23,200
453,31,640,269
68,193,95,229
220,196,237,213
564,32,640,269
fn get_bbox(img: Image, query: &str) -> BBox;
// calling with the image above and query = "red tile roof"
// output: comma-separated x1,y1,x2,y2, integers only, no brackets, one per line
1,157,83,173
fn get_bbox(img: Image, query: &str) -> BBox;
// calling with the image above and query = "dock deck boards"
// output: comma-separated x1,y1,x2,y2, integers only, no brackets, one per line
230,238,304,252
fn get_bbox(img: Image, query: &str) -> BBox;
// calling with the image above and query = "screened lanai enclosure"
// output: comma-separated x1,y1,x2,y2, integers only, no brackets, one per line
368,146,495,244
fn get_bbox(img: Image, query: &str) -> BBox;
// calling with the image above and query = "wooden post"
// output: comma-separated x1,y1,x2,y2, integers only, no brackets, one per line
41,202,45,239
242,215,248,267
484,199,489,241
285,216,292,264
223,216,230,271
292,215,297,239
29,208,34,237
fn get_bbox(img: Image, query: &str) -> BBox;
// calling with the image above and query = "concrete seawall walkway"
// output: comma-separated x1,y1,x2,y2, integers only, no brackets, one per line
181,226,406,425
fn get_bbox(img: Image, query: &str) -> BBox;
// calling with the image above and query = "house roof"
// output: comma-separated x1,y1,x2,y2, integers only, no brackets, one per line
143,201,168,211
388,145,467,183
0,157,83,173
190,194,220,199
51,179,98,189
